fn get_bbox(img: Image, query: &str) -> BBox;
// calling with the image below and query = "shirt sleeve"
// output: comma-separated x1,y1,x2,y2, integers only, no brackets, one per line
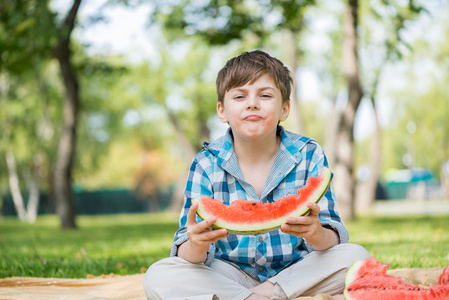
307,143,350,245
170,152,216,266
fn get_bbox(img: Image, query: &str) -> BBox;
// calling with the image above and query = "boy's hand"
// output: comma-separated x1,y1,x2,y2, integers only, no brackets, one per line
178,202,228,263
280,202,339,251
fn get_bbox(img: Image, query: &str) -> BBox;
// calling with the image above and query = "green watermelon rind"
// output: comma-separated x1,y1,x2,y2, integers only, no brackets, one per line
345,259,365,286
193,167,332,235
344,259,365,300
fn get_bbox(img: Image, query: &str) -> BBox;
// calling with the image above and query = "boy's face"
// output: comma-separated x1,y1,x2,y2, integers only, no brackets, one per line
217,74,290,141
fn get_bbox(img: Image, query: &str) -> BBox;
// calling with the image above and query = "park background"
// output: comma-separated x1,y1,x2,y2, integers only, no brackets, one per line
1,0,448,279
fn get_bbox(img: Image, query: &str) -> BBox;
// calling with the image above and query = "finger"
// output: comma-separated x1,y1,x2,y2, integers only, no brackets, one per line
285,216,306,225
187,202,218,228
187,203,217,230
199,228,228,242
281,223,304,236
190,228,228,247
281,223,293,233
186,202,200,226
307,202,320,216
196,216,218,232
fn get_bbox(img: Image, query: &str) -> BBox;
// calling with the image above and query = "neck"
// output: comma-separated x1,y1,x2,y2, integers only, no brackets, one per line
232,130,280,164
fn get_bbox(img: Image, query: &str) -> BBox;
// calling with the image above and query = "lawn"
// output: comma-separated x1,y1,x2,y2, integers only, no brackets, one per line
0,212,448,278
0,213,179,278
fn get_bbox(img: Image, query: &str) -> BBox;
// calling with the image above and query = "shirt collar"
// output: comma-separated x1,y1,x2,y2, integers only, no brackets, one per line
202,126,313,199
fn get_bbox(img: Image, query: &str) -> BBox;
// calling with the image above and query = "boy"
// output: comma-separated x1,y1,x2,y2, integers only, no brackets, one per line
143,50,369,299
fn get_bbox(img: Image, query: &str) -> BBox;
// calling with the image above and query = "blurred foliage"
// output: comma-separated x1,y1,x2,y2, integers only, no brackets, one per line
358,2,449,179
141,39,218,150
1,0,448,214
0,0,57,74
383,71,449,178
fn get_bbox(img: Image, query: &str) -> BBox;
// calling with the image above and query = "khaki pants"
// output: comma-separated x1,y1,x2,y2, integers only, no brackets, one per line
143,243,369,300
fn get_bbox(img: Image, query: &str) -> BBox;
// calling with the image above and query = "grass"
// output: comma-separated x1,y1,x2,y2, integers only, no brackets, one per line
0,213,179,278
0,212,448,278
346,214,449,269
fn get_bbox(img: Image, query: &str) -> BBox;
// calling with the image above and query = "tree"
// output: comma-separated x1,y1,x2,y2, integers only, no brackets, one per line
0,70,52,223
382,4,449,182
355,0,425,212
0,0,58,221
0,0,85,227
332,0,364,221
52,0,82,228
332,0,426,220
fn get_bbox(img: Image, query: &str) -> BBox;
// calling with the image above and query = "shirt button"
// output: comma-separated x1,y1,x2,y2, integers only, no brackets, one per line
259,235,263,242
259,266,263,271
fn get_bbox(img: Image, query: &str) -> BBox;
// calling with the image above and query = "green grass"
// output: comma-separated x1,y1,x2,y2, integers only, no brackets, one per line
346,214,449,269
0,213,179,278
1,213,448,278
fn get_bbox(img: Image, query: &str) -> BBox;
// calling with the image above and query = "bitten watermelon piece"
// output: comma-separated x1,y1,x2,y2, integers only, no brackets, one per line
192,167,332,235
438,265,449,285
344,257,449,300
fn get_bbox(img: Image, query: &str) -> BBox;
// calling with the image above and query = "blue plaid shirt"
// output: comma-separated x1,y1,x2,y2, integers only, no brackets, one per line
171,126,349,282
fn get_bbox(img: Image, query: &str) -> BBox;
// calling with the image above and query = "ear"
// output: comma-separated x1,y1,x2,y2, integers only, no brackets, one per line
217,102,228,123
279,101,290,122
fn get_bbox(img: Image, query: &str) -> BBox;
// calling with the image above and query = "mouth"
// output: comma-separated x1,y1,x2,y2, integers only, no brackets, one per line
244,115,262,121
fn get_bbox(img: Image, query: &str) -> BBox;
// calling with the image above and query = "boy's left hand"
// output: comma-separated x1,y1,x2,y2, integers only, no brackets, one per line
280,202,339,251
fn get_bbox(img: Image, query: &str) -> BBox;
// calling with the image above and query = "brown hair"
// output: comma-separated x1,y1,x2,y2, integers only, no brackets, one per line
216,50,293,104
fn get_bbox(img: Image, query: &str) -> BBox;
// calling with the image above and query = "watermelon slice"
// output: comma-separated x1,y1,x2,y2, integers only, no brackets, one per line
344,257,449,300
192,167,332,235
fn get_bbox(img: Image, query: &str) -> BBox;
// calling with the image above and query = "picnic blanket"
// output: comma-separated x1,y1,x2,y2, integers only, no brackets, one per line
0,267,445,300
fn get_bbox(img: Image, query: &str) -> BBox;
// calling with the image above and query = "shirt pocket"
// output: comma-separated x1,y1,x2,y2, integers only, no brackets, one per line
273,186,301,201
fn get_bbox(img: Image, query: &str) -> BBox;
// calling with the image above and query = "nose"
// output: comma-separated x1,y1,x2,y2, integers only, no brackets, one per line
246,95,259,109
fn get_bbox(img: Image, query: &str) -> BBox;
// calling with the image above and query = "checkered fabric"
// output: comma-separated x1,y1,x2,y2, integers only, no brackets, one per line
171,126,349,282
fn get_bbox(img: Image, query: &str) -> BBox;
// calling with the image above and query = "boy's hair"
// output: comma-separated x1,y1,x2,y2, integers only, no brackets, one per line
216,50,293,104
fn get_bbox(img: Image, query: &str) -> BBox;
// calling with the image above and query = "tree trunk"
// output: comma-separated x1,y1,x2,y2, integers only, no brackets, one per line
24,171,40,223
5,152,41,223
284,29,303,134
5,152,27,221
24,155,42,223
324,94,339,166
333,0,363,221
53,0,82,229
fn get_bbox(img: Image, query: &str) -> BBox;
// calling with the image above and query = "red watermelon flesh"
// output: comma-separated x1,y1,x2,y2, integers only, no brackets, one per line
438,265,449,285
345,257,389,286
344,257,449,300
193,167,332,235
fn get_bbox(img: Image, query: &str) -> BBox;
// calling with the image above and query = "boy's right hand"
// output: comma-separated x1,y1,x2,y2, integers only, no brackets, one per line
178,202,228,263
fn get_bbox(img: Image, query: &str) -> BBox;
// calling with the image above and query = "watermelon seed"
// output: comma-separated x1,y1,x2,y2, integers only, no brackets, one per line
252,203,256,206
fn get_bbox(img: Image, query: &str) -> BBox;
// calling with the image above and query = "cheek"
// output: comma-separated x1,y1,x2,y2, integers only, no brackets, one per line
268,105,285,122
267,116,280,126
226,106,242,119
